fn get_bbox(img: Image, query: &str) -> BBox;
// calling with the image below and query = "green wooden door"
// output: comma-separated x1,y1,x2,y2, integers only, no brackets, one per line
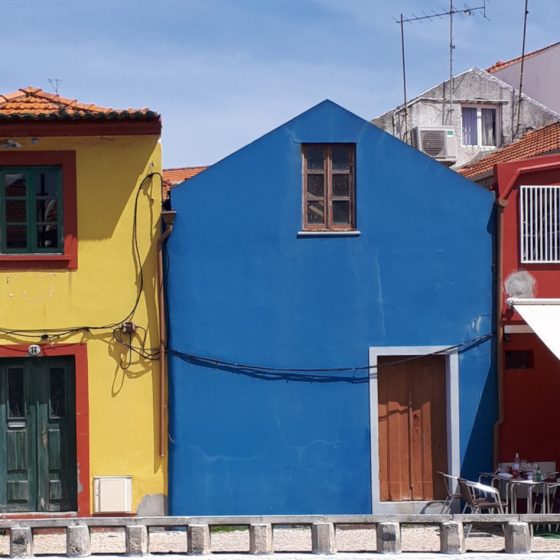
0,357,77,512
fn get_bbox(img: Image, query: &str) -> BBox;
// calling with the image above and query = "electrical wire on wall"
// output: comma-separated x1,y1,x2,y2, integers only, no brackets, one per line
167,333,493,384
1,168,494,379
0,171,164,368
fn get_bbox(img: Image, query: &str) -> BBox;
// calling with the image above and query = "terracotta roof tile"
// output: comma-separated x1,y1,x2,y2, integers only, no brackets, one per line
487,42,560,73
457,121,560,179
0,86,158,121
162,166,207,199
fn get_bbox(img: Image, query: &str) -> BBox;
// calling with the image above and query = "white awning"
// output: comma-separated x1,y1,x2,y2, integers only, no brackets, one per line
507,298,560,360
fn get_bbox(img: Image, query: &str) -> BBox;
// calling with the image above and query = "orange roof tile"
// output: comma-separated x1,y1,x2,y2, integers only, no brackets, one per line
163,166,207,185
162,166,208,199
487,42,560,74
0,86,158,121
457,121,560,179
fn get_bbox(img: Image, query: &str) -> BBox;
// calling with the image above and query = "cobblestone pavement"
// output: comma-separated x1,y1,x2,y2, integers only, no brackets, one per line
3,524,560,555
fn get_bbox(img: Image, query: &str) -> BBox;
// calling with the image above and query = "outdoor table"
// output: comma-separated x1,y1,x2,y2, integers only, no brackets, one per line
479,473,549,514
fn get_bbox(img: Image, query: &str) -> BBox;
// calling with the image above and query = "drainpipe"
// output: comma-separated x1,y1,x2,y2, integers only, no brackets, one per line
158,209,176,458
493,158,560,465
493,194,506,467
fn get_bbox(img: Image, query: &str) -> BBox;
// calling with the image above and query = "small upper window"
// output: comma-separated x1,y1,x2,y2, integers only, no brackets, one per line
302,144,355,231
505,350,534,370
520,185,560,263
462,106,498,148
0,167,63,254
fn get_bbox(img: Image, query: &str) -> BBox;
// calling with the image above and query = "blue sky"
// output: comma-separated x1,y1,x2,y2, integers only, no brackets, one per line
2,0,558,167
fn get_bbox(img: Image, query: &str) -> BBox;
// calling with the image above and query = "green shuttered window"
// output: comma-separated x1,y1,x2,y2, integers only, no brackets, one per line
0,167,63,254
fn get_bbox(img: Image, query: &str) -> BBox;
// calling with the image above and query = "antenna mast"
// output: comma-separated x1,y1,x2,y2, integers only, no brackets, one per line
399,14,409,141
394,1,487,136
515,0,529,138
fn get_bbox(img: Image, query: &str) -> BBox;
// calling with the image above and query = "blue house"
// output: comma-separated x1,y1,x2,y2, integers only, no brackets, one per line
165,100,495,515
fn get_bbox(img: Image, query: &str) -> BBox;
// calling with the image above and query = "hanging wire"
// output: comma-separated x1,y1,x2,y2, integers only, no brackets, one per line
167,333,493,383
0,171,162,340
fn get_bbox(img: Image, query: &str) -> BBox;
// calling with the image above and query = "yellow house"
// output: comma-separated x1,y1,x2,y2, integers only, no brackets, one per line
0,87,165,516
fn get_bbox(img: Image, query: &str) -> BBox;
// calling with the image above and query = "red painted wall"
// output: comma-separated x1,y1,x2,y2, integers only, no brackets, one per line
496,154,560,466
500,334,560,465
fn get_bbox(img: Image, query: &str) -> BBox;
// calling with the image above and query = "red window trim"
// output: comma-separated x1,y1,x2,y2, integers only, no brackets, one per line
0,343,90,516
0,151,77,270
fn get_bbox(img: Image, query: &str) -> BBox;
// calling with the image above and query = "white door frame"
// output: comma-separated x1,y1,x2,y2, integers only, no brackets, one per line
369,345,460,513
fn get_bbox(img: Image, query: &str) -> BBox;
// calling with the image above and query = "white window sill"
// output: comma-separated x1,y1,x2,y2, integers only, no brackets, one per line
462,144,498,149
297,230,361,237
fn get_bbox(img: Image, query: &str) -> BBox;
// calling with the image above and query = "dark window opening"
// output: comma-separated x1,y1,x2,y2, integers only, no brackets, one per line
505,350,534,370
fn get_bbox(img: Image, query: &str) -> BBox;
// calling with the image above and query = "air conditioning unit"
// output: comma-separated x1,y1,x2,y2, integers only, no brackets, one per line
410,126,458,163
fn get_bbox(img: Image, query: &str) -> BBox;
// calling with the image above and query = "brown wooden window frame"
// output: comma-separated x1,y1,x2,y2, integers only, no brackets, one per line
302,144,356,232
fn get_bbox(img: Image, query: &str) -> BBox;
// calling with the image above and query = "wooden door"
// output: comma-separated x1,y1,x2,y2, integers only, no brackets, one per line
0,357,77,512
378,355,447,502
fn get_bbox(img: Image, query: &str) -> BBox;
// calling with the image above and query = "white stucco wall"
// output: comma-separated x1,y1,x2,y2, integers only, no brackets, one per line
491,44,560,114
372,68,559,168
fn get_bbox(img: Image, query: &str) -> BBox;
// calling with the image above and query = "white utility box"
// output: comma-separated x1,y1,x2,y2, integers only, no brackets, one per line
93,476,132,513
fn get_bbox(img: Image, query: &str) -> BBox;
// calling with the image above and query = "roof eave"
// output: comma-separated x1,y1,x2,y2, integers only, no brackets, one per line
0,117,162,137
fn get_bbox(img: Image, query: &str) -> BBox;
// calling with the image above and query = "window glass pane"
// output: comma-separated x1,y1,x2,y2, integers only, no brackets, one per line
307,201,325,224
36,225,59,249
6,200,27,223
332,145,350,171
8,368,24,419
462,107,478,145
49,368,66,418
5,173,26,196
37,198,58,223
6,225,27,249
333,174,350,197
481,108,497,146
37,170,59,197
305,146,324,171
332,200,350,224
307,174,324,198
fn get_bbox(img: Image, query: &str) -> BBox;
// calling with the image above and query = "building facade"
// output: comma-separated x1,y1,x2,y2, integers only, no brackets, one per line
0,87,166,516
373,68,558,169
494,154,560,471
166,100,496,515
488,42,560,114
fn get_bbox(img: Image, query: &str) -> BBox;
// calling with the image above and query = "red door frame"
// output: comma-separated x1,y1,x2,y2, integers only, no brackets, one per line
0,343,89,516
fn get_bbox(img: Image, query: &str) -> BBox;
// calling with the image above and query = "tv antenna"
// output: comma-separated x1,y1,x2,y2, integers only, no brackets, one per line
48,78,63,96
394,1,488,141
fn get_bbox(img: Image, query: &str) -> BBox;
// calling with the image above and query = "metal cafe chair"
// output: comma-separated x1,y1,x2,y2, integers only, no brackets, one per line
478,472,510,513
459,478,505,514
458,478,505,537
438,471,461,514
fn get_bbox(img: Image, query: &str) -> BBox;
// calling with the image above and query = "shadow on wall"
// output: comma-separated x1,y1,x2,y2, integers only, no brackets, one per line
78,137,160,241
460,346,498,481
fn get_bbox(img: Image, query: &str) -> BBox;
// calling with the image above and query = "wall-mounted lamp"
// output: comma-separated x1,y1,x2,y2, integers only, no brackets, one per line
1,138,22,149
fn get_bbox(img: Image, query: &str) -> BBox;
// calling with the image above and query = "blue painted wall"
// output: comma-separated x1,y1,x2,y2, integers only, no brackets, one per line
166,100,496,515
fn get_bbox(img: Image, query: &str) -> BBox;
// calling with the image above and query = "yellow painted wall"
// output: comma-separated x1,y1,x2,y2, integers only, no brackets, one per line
0,134,165,514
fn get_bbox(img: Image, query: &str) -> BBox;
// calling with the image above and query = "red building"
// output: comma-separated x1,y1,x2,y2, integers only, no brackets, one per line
459,123,560,471
495,153,560,468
